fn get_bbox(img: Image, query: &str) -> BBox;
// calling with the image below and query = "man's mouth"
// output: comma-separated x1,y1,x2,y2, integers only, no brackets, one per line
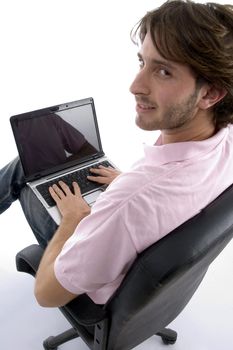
137,103,156,110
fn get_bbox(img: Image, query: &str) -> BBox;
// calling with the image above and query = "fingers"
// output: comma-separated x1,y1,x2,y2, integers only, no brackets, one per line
50,180,81,193
58,181,71,193
89,166,113,176
72,181,81,195
87,166,121,185
49,183,65,201
87,175,109,184
49,181,76,200
99,165,115,171
48,166,118,200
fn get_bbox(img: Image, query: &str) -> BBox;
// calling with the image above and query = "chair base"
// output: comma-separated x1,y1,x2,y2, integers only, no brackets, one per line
43,327,79,350
156,328,177,345
42,326,177,349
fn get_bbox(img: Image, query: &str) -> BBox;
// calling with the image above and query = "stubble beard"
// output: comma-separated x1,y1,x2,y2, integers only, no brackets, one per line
135,88,199,131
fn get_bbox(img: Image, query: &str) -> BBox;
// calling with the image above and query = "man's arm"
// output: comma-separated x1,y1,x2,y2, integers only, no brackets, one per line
35,168,121,307
34,181,91,307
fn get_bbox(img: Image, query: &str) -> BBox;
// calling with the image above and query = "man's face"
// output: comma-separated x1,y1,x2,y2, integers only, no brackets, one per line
130,33,202,131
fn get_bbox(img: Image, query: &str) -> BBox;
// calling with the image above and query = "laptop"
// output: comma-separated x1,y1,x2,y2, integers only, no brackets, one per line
10,97,117,224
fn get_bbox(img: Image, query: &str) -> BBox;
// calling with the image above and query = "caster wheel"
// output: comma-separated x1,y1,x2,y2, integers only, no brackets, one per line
43,336,58,350
162,337,176,345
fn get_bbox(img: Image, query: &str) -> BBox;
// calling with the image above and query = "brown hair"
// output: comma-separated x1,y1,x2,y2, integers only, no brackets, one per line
131,0,233,129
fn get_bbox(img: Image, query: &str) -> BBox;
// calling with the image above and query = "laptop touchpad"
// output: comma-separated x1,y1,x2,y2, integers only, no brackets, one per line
83,190,103,206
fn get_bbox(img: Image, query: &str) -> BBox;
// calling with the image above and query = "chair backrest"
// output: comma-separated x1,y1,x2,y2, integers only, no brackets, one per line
104,184,233,350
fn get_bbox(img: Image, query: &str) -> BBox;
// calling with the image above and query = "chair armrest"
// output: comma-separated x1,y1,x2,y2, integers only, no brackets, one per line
15,244,108,326
15,244,44,277
64,294,108,326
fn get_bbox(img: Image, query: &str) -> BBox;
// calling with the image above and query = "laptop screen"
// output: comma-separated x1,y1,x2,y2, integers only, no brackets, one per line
10,97,103,181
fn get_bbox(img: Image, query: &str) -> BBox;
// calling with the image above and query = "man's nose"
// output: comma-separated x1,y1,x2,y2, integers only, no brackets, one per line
129,69,151,96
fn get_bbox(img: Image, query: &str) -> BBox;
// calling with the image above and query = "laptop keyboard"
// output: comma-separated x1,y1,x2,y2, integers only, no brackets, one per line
36,160,112,207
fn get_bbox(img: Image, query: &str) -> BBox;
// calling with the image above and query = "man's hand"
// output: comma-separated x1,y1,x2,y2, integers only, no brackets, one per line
87,165,121,185
49,181,91,225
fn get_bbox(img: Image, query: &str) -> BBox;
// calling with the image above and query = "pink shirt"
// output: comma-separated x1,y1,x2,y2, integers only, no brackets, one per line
54,125,233,304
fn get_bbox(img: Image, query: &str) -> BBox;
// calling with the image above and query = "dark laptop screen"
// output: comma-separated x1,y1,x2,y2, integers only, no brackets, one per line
10,98,103,180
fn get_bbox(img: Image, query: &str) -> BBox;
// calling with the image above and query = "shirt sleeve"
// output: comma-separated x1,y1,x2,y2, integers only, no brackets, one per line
54,195,137,297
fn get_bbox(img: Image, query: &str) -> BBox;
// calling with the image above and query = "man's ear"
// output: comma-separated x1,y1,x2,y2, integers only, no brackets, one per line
198,84,227,110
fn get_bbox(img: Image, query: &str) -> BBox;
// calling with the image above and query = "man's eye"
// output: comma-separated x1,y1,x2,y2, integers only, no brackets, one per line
138,58,144,69
158,68,171,77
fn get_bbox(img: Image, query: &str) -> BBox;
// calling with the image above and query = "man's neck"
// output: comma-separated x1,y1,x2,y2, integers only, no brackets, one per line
161,113,216,144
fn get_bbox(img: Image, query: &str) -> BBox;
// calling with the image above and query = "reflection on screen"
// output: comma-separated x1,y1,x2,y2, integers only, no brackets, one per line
15,103,101,176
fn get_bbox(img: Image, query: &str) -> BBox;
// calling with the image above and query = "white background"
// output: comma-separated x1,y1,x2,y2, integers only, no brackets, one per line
0,1,232,349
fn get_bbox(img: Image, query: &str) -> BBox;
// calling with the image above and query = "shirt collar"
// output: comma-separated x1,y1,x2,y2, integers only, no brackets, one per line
143,126,230,166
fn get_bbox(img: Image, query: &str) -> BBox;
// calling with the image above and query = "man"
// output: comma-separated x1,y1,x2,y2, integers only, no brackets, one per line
1,0,233,307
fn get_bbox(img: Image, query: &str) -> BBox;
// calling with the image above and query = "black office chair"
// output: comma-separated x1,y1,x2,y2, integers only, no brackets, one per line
16,184,233,350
